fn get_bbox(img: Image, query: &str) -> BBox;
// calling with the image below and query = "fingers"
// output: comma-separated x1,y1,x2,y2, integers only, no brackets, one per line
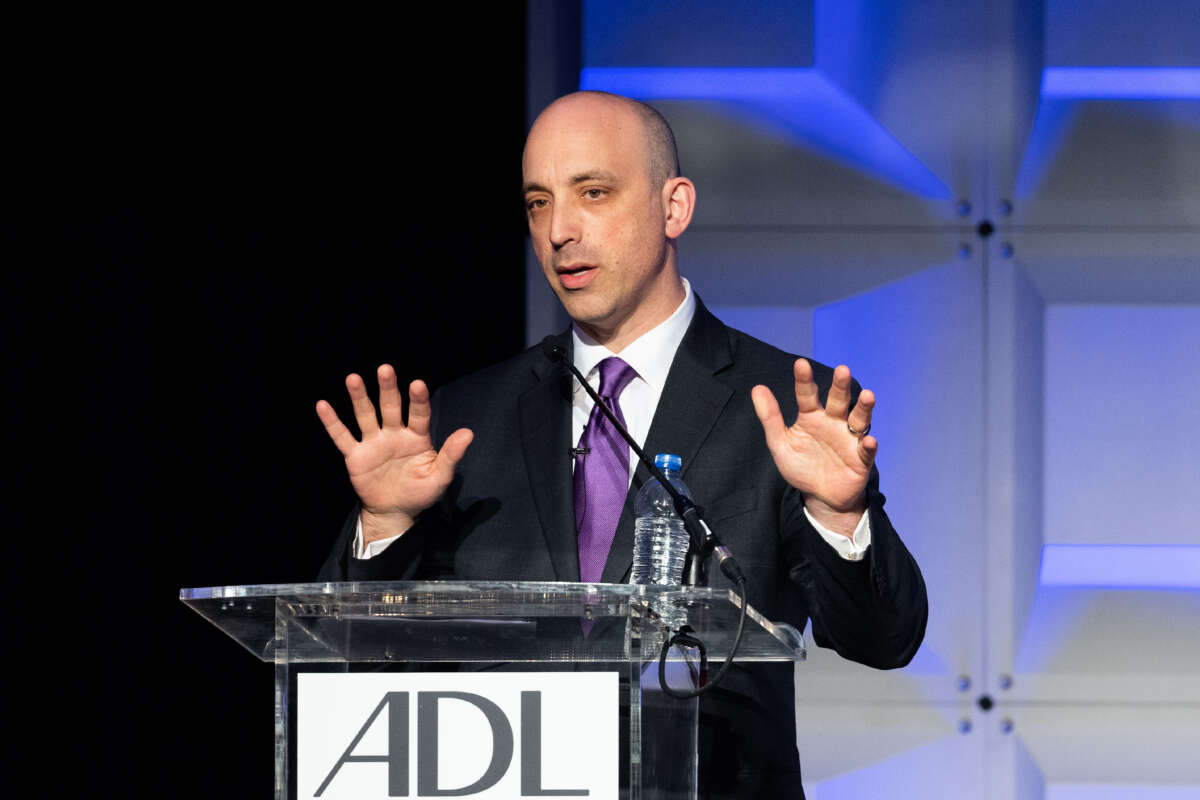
847,388,875,436
793,359,822,413
825,365,852,419
406,379,432,438
858,434,879,467
348,367,426,435
751,385,787,444
346,373,380,436
315,399,358,456
377,364,403,429
435,428,474,476
834,369,877,461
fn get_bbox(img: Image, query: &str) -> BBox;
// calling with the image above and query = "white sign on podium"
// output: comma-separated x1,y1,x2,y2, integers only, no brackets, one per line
299,672,619,799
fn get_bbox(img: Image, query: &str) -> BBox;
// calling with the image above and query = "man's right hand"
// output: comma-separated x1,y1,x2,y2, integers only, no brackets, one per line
316,364,473,545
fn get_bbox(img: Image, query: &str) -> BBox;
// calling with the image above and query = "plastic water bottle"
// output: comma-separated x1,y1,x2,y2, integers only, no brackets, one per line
631,453,692,585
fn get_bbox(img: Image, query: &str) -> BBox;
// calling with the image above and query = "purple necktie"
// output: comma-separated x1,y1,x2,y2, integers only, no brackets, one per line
575,356,637,584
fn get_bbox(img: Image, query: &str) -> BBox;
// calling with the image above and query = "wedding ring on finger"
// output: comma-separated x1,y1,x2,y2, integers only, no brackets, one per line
847,421,871,437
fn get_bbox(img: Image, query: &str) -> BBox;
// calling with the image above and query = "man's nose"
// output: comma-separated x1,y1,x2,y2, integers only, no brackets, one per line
548,202,580,249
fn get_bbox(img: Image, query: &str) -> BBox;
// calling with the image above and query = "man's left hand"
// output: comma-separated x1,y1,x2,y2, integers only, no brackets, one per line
751,359,877,536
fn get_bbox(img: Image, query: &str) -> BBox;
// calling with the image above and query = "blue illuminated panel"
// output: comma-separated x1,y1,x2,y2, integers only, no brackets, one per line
1042,67,1200,99
1016,67,1200,196
581,65,820,100
1039,545,1200,589
583,0,814,68
580,66,951,198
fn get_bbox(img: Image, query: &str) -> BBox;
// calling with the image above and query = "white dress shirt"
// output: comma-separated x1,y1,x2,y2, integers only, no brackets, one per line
355,277,870,561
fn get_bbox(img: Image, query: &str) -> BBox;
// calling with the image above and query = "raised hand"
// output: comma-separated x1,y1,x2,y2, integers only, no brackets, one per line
751,360,877,534
315,365,473,543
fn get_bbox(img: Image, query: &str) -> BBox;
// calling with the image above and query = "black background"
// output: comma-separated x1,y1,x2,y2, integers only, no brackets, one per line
15,9,528,795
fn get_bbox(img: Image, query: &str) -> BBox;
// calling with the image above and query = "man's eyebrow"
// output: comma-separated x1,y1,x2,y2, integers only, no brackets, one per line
522,171,622,195
569,170,620,185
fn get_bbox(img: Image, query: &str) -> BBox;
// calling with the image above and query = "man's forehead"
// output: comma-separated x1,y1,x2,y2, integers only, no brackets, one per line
522,98,647,184
532,92,640,135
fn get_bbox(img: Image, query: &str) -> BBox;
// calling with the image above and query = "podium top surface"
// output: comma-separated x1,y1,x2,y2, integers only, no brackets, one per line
180,580,806,665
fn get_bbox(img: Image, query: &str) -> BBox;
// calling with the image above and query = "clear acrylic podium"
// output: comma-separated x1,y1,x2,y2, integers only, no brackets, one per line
181,581,805,799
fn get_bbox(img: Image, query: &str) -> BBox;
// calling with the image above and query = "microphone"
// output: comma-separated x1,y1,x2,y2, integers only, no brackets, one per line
541,334,750,700
540,337,569,365
540,336,745,587
540,335,744,695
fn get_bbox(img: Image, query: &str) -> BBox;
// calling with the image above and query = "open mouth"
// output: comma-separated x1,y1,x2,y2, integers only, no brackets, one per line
555,264,597,289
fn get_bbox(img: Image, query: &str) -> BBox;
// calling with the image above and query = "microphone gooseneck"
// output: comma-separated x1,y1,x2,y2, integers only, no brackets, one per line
541,335,750,699
540,337,731,577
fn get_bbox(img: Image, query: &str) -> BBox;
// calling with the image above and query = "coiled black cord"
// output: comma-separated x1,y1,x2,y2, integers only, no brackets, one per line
656,576,748,699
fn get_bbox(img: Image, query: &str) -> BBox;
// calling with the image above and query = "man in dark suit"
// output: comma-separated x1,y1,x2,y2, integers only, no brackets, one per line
316,91,927,798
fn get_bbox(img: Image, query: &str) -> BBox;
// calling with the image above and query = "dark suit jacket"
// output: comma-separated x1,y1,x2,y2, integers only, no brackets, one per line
319,298,928,798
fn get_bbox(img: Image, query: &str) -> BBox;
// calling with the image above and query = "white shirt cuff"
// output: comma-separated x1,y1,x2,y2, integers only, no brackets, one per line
353,516,403,559
803,506,872,561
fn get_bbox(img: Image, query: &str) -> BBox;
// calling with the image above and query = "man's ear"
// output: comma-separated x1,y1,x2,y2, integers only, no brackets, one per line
662,177,696,240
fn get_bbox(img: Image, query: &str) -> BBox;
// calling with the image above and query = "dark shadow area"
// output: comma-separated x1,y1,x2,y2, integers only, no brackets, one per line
14,9,527,796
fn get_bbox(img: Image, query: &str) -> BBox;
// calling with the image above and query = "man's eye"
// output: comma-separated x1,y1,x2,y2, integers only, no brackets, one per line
583,188,606,199
527,198,548,211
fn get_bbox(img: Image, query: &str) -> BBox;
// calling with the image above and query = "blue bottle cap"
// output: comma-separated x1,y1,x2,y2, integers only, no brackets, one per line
654,453,682,472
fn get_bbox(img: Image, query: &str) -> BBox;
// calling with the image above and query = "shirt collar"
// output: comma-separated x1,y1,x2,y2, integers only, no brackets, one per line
571,277,696,391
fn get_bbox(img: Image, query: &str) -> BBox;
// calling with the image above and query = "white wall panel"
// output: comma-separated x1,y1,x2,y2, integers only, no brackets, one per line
1043,305,1200,545
812,260,986,695
803,722,984,798
985,259,1046,685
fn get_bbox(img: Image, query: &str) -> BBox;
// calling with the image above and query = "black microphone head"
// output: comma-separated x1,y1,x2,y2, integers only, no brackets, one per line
540,336,567,364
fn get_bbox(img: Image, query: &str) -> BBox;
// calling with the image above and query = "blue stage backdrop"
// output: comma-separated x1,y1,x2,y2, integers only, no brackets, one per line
522,1,1200,797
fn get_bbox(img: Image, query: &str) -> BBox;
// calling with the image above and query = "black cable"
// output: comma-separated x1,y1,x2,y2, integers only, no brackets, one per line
656,576,748,699
540,338,752,699
541,337,711,562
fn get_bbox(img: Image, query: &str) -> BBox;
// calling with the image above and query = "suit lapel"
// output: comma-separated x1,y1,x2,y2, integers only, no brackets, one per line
518,331,581,581
599,300,735,584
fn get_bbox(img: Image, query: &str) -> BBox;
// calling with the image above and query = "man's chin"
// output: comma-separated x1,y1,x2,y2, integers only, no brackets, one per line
560,303,619,338
555,292,606,322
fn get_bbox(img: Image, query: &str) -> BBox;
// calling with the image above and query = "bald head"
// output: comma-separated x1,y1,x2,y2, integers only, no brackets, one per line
619,94,681,188
522,89,696,349
528,91,680,190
